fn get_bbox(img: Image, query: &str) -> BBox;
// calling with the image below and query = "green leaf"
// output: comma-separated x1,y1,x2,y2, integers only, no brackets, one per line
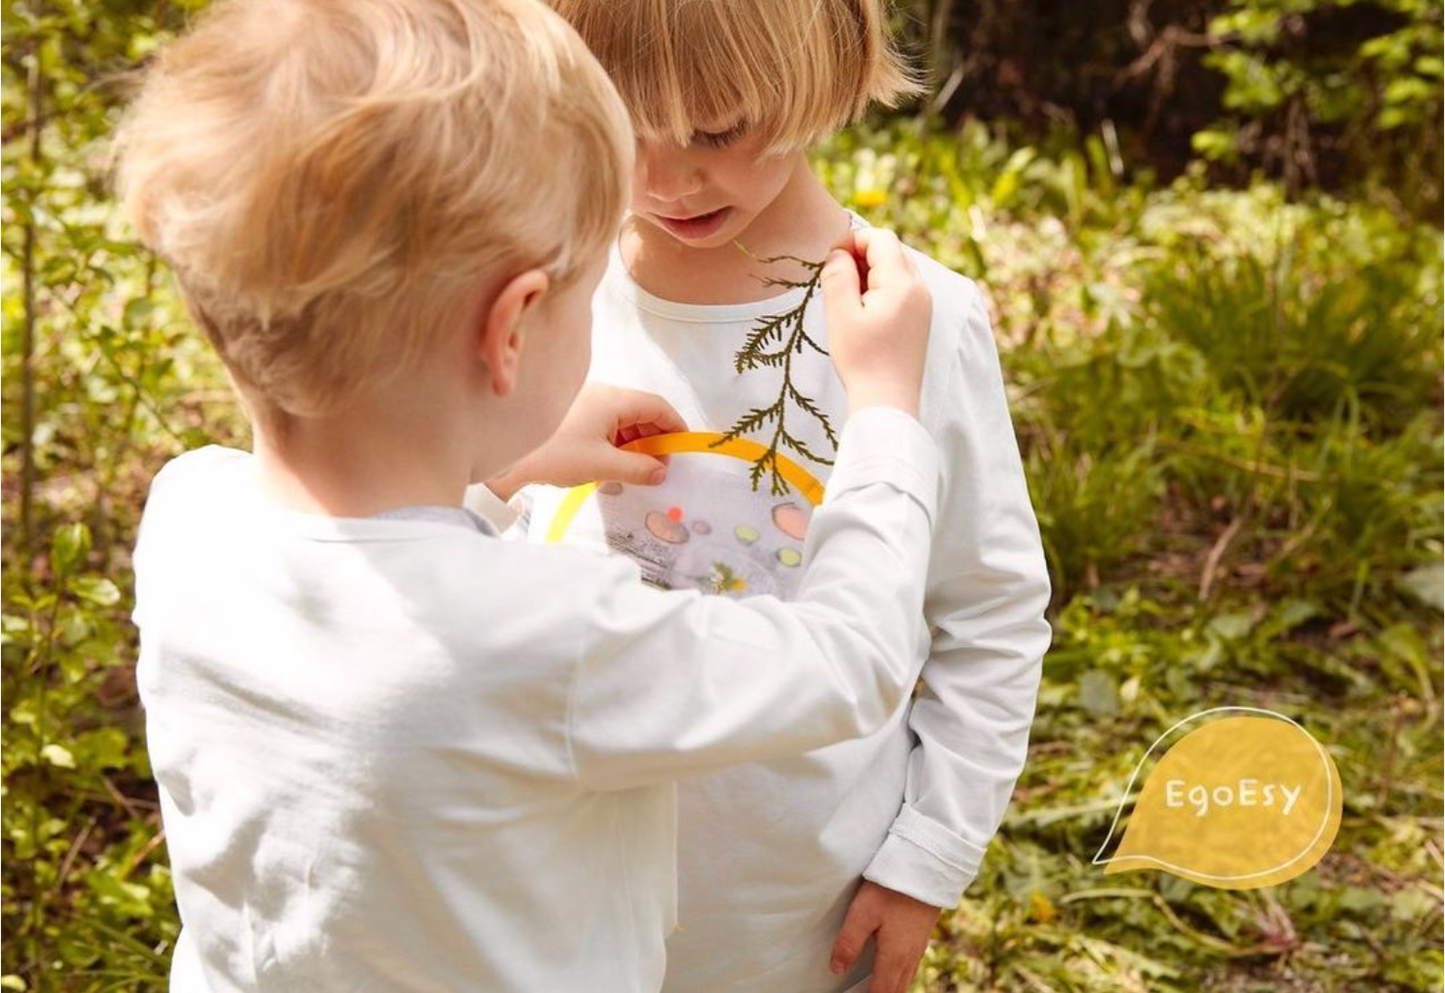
74,727,130,772
40,744,76,770
1261,598,1320,638
1389,887,1439,921
1396,564,1443,612
1207,611,1255,642
49,523,92,580
1077,671,1119,716
84,871,155,919
1382,77,1434,106
122,297,155,329
69,576,121,607
1337,886,1387,914
1414,55,1444,80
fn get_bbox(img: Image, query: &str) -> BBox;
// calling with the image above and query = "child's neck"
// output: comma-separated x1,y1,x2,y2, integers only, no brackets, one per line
251,395,477,519
621,154,850,306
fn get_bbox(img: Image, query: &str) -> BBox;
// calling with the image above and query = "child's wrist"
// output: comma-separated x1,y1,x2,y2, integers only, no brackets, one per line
845,381,921,419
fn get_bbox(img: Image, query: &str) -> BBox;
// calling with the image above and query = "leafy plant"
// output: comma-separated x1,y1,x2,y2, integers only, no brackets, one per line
716,249,837,495
1195,0,1444,212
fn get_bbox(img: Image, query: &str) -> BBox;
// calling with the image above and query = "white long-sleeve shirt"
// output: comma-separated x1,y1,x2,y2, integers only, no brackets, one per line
133,408,938,992
524,227,1052,992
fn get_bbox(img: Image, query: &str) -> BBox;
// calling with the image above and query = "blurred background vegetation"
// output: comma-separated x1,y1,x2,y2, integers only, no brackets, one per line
2,0,1441,989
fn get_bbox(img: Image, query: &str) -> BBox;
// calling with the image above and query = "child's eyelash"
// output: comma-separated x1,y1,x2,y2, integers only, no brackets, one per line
692,122,748,149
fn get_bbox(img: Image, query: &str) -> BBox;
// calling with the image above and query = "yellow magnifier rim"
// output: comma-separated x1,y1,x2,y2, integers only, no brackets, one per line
544,431,827,544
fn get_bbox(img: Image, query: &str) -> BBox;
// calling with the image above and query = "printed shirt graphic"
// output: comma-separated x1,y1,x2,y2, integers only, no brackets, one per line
535,455,816,601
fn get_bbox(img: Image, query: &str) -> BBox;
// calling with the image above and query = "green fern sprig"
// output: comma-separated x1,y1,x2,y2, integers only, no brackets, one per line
715,246,837,494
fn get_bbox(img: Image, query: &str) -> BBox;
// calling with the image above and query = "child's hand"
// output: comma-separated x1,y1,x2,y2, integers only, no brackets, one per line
819,229,932,418
830,880,941,993
488,384,686,499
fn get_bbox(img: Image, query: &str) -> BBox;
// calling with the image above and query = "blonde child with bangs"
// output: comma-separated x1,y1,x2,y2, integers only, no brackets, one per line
117,0,951,988
542,2,1054,991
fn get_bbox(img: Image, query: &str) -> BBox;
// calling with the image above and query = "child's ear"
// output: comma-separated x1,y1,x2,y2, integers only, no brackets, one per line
478,269,550,397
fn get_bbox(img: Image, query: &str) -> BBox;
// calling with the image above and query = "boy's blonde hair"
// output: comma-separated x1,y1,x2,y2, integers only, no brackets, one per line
116,0,632,422
550,0,919,153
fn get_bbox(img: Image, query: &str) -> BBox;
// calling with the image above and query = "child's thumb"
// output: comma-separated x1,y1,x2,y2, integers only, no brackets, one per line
819,249,863,318
598,451,668,487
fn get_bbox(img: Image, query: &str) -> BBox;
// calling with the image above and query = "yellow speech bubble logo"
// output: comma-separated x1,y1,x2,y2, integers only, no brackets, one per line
1092,707,1343,889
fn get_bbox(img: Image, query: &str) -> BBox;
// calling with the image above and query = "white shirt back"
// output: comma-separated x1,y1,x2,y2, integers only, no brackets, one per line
135,407,940,991
136,448,674,990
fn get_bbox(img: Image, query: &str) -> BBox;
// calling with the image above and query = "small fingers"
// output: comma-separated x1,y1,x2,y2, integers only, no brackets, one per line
616,424,643,446
830,227,861,254
868,933,903,993
867,952,913,993
629,394,688,435
597,451,667,486
854,227,902,269
819,248,864,320
896,954,923,993
611,390,687,444
831,894,881,977
642,400,688,436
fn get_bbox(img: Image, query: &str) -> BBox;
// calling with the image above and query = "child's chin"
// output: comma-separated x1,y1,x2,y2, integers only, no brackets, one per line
677,228,738,250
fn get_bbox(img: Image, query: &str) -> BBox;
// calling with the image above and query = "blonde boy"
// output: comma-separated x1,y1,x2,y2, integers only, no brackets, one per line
118,0,947,988
545,2,1054,991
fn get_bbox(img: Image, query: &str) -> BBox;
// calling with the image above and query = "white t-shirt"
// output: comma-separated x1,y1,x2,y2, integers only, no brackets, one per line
132,407,939,992
525,224,1053,992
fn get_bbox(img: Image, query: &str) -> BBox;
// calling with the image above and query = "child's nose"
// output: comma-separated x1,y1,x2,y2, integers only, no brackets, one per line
640,146,703,202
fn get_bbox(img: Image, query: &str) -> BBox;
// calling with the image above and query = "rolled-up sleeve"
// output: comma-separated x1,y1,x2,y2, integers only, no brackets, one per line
863,281,1052,908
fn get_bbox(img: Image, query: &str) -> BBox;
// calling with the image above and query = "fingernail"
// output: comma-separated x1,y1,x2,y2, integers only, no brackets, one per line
831,961,844,975
649,467,666,484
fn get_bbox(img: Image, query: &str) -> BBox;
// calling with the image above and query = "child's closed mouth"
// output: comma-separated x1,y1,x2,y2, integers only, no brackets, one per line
655,206,731,241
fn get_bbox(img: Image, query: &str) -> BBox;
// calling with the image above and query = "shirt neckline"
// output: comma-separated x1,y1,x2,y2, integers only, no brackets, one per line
372,504,496,535
198,447,497,544
609,211,869,325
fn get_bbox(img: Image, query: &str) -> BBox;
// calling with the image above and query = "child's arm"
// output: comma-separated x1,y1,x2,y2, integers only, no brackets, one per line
568,405,933,790
859,279,1052,910
566,231,943,791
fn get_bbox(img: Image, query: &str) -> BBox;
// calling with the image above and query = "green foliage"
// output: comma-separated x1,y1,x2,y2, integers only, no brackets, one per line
1196,0,1443,209
824,118,1442,992
3,2,239,989
3,522,178,989
907,0,1444,215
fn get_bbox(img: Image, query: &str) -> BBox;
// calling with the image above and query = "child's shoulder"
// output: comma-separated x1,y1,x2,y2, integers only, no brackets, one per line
895,242,997,374
850,214,985,327
143,445,249,513
900,243,986,327
155,443,247,477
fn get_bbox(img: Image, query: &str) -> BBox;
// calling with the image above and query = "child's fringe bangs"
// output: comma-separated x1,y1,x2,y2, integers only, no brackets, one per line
558,0,920,154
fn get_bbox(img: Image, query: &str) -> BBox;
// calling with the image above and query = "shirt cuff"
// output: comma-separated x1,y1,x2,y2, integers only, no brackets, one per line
825,406,940,527
862,803,987,909
462,482,522,533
